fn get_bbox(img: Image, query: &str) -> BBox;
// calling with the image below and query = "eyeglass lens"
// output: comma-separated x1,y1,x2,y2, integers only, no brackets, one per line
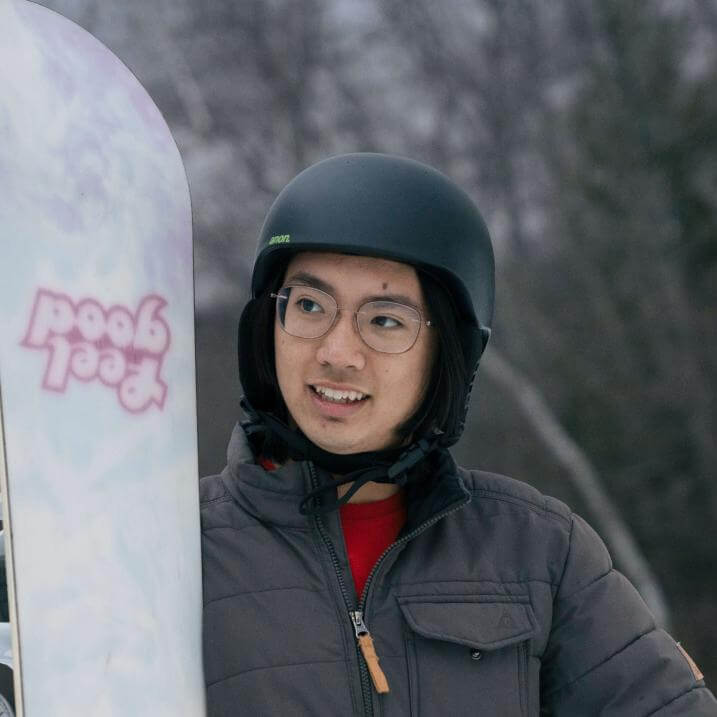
275,285,422,354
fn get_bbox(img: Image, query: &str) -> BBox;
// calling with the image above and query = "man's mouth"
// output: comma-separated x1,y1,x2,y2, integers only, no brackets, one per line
310,385,369,404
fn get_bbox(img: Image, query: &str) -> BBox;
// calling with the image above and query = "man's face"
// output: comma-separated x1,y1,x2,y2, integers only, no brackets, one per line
274,252,435,455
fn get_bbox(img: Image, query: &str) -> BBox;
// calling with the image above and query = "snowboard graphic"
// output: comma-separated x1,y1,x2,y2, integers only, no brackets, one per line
0,2,204,715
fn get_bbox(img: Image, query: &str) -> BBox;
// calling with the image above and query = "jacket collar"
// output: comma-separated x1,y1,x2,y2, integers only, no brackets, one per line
220,423,311,528
220,422,470,530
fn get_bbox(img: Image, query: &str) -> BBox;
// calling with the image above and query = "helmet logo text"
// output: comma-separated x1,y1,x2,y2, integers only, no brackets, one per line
269,234,290,245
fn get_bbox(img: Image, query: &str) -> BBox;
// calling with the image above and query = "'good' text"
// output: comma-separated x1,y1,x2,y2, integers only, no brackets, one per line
22,289,171,413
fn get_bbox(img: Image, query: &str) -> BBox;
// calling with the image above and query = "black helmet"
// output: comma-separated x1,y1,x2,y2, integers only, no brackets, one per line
238,153,494,509
252,153,493,357
242,153,494,437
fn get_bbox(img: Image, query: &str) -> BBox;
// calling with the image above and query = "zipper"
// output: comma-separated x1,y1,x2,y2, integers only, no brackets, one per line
308,463,374,717
518,640,530,717
351,610,389,694
357,492,470,611
308,462,471,714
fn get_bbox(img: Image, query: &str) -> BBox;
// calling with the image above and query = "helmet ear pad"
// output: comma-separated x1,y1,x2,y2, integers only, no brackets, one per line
237,297,262,408
411,270,482,446
238,290,286,422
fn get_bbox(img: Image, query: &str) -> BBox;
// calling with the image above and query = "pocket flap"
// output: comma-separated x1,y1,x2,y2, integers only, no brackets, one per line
397,595,537,650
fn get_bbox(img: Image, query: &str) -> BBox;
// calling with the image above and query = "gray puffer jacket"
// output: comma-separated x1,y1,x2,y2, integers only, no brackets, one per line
201,425,717,716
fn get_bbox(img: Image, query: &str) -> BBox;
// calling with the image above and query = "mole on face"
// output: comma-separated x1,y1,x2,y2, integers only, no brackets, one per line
382,282,388,290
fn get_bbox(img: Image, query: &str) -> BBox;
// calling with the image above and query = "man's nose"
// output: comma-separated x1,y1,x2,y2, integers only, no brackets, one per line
315,311,366,370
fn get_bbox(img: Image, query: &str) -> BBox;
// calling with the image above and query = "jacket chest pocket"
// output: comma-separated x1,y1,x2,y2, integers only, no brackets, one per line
397,595,537,717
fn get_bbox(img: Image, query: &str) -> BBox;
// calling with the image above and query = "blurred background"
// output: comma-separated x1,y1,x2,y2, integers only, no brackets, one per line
36,0,717,685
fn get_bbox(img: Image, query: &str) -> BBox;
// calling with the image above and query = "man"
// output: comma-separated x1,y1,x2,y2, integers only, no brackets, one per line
201,153,716,715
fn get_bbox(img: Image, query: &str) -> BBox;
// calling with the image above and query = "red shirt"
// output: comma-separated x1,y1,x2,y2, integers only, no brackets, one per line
259,457,407,599
339,490,407,599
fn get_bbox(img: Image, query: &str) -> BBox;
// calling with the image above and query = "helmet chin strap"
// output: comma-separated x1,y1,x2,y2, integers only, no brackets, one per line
240,397,446,515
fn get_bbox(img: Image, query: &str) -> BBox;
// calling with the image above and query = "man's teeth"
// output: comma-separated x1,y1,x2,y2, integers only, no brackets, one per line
313,386,367,403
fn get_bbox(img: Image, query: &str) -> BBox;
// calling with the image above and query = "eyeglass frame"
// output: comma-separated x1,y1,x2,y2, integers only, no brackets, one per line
270,283,433,354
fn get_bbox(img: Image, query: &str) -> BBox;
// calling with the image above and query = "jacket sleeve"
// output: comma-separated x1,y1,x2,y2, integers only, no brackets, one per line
540,513,717,715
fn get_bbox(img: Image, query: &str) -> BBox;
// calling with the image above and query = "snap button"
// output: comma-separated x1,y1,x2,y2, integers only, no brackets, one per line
470,649,482,660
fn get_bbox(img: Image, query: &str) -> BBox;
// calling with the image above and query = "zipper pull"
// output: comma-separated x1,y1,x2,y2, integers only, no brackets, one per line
351,610,390,694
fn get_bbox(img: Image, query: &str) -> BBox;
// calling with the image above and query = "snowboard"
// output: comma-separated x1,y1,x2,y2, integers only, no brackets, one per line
0,2,205,715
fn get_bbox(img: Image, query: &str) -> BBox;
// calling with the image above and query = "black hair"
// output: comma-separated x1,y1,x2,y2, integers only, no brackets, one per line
241,262,468,462
402,270,469,444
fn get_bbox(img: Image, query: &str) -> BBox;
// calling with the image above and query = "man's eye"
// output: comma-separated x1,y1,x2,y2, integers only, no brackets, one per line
371,315,403,329
297,298,323,313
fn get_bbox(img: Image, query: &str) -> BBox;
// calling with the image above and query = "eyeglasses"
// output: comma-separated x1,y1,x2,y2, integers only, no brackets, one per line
271,284,432,354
